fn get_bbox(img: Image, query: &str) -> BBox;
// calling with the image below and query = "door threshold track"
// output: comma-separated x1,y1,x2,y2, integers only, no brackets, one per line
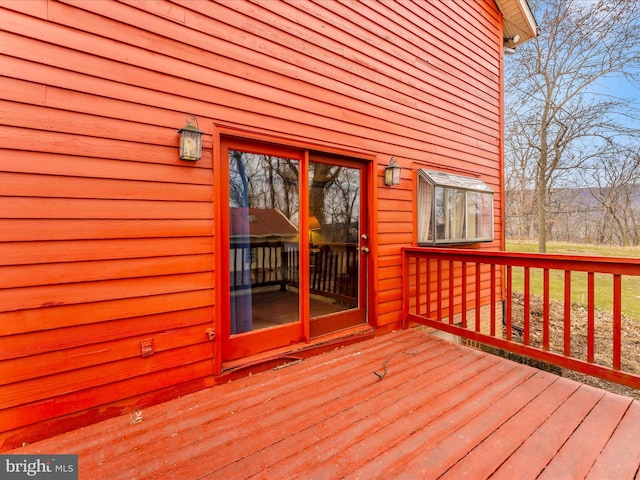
218,324,375,383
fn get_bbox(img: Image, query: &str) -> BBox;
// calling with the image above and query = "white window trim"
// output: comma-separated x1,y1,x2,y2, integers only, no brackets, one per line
418,169,494,245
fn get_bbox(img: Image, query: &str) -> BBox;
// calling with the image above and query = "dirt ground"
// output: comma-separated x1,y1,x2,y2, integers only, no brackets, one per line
507,293,640,400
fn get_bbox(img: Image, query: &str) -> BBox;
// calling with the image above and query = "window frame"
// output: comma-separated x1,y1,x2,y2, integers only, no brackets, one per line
417,169,494,245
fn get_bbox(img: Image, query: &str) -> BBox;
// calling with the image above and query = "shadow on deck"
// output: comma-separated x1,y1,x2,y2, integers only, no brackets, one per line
9,329,640,479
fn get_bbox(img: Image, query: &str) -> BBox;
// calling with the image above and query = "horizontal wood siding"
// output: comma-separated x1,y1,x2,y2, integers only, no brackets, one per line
0,0,219,448
0,0,504,448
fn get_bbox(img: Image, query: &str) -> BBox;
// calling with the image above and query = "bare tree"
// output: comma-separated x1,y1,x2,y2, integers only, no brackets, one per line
504,0,640,252
583,149,640,246
505,117,538,240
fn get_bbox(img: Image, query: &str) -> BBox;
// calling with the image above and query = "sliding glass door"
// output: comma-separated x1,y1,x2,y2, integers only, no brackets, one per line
219,139,368,361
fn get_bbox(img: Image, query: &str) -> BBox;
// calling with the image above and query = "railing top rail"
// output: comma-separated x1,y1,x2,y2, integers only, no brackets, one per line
402,246,640,275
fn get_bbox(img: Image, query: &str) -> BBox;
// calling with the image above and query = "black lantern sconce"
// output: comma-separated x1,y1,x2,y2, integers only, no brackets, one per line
178,115,204,161
384,157,402,186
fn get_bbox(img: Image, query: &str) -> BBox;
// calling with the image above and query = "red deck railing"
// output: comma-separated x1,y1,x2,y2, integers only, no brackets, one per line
402,247,640,389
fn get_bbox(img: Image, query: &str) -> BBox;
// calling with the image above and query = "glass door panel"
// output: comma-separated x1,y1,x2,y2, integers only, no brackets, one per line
228,150,301,335
308,155,367,337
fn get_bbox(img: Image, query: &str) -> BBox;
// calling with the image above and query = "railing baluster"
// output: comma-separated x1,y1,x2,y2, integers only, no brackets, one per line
524,266,530,345
506,265,512,341
564,270,571,357
587,272,595,363
449,260,455,324
241,245,247,286
543,269,550,351
331,252,338,293
613,274,622,370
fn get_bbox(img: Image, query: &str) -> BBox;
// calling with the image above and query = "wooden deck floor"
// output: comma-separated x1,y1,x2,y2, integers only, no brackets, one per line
10,329,640,479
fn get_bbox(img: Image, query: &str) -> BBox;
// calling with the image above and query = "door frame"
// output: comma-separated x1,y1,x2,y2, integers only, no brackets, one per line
212,126,379,373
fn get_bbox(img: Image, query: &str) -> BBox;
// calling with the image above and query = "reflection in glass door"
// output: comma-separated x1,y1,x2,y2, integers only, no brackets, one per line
228,149,301,335
308,155,366,338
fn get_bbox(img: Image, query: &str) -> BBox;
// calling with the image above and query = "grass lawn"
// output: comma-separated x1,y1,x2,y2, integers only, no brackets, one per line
505,241,640,320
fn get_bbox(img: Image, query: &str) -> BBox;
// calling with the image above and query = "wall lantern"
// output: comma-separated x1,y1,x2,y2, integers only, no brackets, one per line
384,157,402,186
178,115,204,161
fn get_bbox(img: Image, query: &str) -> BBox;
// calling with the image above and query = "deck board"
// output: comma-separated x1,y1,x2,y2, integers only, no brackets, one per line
216,337,465,479
399,371,561,479
490,385,606,480
343,360,531,479
539,392,632,480
585,401,640,480
9,329,640,479
440,376,581,480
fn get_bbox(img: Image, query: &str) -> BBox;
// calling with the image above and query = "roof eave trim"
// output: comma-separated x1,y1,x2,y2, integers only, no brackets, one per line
517,0,539,38
497,0,539,44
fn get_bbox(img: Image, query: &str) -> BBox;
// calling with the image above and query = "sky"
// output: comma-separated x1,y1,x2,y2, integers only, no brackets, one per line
526,0,640,131
594,73,640,130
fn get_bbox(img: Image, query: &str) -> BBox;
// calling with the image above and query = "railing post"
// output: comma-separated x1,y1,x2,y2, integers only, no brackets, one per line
490,264,496,336
401,249,408,329
449,260,454,325
426,259,431,317
475,262,481,332
416,258,421,316
461,261,467,329
437,260,443,322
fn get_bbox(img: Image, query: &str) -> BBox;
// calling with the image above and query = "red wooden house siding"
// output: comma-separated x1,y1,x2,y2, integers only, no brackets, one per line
0,0,507,449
